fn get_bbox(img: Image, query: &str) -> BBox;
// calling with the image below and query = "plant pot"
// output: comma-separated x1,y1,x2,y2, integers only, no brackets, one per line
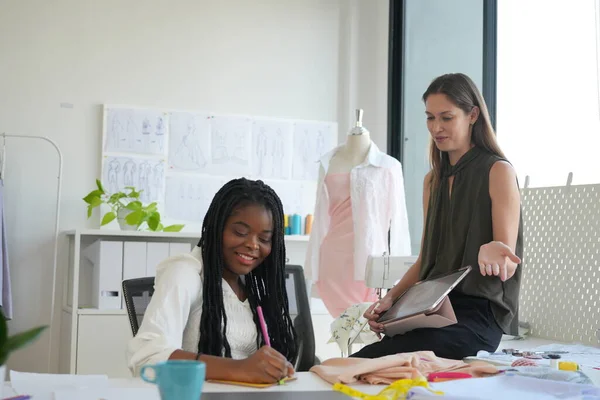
117,209,138,231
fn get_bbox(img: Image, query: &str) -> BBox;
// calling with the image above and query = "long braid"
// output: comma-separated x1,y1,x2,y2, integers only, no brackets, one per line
197,178,298,362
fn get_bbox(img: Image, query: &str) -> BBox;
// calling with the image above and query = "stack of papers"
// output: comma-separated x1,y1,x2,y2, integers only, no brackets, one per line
9,371,158,400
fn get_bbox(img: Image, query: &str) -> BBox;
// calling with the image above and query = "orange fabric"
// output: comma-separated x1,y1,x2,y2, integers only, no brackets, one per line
310,351,498,385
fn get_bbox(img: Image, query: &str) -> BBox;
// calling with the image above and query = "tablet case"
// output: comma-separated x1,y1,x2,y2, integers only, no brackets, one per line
381,294,457,337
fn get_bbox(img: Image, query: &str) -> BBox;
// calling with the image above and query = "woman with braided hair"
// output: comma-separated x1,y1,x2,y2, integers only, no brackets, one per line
128,178,298,384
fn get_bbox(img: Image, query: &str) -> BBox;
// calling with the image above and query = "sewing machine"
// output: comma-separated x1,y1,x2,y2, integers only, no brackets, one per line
365,253,418,292
343,253,418,354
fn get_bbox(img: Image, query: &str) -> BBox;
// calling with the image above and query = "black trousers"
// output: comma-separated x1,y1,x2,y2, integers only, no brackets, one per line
351,291,504,360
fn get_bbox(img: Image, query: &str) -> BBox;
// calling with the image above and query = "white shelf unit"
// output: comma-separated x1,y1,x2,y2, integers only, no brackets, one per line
59,229,309,378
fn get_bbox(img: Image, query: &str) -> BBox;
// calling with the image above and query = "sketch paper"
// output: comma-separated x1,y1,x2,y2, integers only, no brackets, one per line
292,121,335,180
210,115,252,176
168,111,211,172
164,175,227,223
102,156,165,203
10,370,109,399
104,107,167,155
251,119,293,179
265,180,316,217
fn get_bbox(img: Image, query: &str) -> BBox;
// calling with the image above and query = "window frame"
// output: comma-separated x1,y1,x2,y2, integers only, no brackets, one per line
386,0,498,159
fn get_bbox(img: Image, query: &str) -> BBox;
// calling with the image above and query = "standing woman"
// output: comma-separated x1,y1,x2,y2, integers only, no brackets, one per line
354,73,523,360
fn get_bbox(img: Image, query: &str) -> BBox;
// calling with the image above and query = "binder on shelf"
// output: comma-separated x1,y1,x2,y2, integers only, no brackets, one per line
82,240,123,310
123,242,147,280
122,241,148,309
146,242,169,277
169,242,192,257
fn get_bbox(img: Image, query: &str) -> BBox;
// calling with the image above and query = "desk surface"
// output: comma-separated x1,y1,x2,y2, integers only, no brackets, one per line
3,372,384,399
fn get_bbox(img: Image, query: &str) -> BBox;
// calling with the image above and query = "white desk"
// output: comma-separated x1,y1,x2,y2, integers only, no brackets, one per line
2,372,386,400
4,369,600,400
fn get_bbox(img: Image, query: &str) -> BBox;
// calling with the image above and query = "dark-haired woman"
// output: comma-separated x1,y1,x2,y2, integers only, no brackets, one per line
354,73,523,360
128,178,297,384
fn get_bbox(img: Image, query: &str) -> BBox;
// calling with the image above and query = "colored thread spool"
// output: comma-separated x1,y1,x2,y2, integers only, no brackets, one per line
284,215,290,235
559,361,579,371
305,214,313,235
290,214,302,235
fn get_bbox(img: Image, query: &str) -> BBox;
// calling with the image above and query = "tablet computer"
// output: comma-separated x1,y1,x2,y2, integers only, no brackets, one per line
377,266,472,323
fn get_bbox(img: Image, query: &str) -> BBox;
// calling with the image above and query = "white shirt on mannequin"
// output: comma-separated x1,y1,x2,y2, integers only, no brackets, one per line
305,136,411,283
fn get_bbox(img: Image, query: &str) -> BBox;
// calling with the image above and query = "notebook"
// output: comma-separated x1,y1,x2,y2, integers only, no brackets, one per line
207,376,297,388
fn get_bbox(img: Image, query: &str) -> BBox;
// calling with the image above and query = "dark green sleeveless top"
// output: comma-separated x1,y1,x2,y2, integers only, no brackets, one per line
419,146,523,335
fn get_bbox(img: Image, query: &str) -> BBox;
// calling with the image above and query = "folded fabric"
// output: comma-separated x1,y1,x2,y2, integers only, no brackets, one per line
310,351,498,385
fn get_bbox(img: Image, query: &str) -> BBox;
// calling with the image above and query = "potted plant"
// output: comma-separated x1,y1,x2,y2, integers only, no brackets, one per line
0,308,47,393
83,180,184,232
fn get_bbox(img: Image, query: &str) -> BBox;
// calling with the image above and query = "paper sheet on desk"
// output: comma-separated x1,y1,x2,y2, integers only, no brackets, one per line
406,375,600,400
54,387,159,400
10,370,109,400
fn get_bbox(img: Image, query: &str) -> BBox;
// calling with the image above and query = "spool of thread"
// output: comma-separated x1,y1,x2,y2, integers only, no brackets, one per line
290,214,302,235
547,354,561,369
558,361,578,371
305,214,313,235
284,215,290,235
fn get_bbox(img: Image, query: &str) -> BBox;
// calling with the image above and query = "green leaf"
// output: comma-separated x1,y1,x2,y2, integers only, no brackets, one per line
147,212,160,231
82,190,102,205
157,223,164,231
100,212,116,226
95,179,105,194
4,326,48,354
108,193,126,204
0,308,7,345
87,205,93,219
0,350,8,366
124,187,140,198
125,201,142,211
145,202,158,212
163,224,185,232
125,210,144,226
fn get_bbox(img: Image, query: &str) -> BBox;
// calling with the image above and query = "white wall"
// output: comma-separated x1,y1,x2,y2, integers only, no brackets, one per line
402,0,484,255
0,0,344,373
337,0,389,149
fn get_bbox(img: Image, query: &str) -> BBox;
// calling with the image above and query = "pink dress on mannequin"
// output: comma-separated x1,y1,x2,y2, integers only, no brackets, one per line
316,173,379,318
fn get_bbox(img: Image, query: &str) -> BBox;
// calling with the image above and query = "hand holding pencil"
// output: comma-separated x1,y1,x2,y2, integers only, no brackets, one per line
234,306,294,384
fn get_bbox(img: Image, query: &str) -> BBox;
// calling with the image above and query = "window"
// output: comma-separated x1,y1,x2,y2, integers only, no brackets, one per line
497,0,600,187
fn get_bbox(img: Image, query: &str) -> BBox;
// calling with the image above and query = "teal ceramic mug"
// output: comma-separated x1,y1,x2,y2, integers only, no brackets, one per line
141,360,206,400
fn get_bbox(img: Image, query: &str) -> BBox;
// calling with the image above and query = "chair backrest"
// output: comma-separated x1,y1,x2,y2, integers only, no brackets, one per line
122,277,156,336
285,264,316,372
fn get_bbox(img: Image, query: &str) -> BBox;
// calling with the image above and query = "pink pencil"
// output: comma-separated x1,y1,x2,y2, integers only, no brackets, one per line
257,306,271,347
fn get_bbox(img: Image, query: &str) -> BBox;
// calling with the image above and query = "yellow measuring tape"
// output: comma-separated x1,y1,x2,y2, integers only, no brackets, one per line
333,377,444,400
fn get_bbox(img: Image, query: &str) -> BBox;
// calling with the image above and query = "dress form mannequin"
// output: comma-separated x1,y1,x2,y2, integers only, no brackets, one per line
312,109,379,317
305,109,411,317
327,109,372,174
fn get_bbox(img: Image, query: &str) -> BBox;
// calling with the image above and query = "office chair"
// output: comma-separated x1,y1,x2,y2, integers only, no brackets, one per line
285,264,318,371
122,277,155,336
